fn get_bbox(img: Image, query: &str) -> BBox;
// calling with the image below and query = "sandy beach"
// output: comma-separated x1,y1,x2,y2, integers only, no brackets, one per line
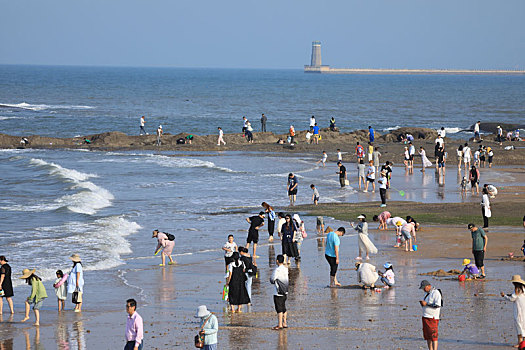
1,220,524,349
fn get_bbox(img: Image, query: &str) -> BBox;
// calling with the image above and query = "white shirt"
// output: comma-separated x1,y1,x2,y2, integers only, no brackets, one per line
422,288,442,319
474,123,480,133
337,152,342,161
435,138,444,147
367,165,375,180
409,145,415,156
277,218,286,235
310,117,316,127
438,129,446,138
378,176,387,189
387,217,407,227
223,242,237,257
140,117,145,127
271,264,289,296
219,129,223,137
322,153,328,162
463,147,471,159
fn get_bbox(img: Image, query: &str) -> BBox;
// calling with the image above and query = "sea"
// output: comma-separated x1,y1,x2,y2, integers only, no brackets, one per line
1,65,524,289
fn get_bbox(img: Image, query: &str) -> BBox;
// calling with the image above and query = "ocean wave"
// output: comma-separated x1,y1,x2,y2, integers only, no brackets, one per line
383,125,401,131
14,158,113,215
10,216,141,287
0,102,95,111
0,116,21,120
443,127,461,134
101,152,241,173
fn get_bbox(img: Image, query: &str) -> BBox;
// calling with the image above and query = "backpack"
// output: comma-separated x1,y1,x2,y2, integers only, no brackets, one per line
426,289,444,307
165,232,175,241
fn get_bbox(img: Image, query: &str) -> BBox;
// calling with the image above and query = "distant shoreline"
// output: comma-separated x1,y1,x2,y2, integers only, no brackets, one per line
304,66,525,75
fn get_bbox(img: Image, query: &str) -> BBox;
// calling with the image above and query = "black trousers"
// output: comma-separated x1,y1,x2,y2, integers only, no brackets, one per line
380,188,387,204
325,254,338,276
339,177,345,187
482,208,489,228
268,219,275,237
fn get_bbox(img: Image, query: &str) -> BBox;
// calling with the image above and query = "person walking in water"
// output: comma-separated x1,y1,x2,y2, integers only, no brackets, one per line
217,127,226,146
20,269,47,326
156,125,163,146
139,116,147,135
0,256,14,314
261,113,267,132
287,173,298,206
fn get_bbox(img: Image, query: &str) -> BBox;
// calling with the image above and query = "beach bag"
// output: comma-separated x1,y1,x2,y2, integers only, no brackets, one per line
165,232,175,241
72,288,81,304
194,314,212,348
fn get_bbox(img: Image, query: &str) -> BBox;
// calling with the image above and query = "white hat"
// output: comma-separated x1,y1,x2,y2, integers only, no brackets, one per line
293,214,301,223
159,125,162,129
357,215,366,219
195,305,210,318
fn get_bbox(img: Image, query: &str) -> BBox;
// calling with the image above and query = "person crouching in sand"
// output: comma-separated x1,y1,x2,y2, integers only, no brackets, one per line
20,269,47,326
152,230,175,267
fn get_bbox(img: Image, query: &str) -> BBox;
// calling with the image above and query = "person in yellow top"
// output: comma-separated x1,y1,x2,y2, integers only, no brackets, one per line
20,269,47,326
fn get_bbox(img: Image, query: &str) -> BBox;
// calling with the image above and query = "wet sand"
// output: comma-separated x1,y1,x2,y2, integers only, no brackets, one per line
1,221,524,349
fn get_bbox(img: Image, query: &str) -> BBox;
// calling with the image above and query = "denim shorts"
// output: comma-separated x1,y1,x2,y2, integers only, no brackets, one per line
28,299,44,310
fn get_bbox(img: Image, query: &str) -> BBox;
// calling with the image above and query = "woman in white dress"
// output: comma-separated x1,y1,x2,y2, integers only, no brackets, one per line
481,187,491,228
418,147,433,172
351,214,378,260
501,275,525,348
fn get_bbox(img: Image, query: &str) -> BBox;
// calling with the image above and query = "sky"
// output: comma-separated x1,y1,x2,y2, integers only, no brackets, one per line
1,0,524,69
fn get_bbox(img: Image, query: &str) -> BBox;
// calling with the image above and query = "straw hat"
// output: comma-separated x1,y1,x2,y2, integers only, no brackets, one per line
462,258,471,266
69,254,82,262
510,275,525,285
19,268,36,279
195,305,210,318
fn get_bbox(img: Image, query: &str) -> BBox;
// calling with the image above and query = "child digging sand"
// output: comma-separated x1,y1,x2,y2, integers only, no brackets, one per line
460,259,479,279
53,270,68,311
378,262,395,289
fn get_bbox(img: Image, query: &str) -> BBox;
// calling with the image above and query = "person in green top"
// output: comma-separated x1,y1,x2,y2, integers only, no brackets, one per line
20,268,47,326
468,223,488,279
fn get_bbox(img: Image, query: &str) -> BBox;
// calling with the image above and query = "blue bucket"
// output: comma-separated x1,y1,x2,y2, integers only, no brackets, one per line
412,244,418,251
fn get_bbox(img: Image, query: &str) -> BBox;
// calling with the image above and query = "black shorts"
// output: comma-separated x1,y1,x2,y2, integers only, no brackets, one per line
247,230,259,244
470,180,477,187
288,189,297,196
224,256,234,267
367,178,375,183
473,250,484,268
488,156,493,163
273,295,287,314
409,155,414,161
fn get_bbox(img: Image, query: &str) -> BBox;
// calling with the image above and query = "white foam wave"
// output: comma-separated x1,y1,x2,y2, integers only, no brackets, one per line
383,126,401,131
0,116,21,120
101,152,240,173
0,102,95,111
23,158,112,215
444,127,461,134
10,216,141,287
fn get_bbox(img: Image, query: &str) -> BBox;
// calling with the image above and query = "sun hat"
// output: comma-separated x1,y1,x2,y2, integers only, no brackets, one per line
159,125,162,129
396,221,403,226
19,268,36,279
195,305,211,318
357,214,366,219
69,254,82,262
383,262,392,269
510,275,525,285
419,280,431,289
293,214,301,223
462,259,471,266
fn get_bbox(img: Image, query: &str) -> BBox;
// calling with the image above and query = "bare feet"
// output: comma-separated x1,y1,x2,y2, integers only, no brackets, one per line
21,317,30,323
34,323,40,326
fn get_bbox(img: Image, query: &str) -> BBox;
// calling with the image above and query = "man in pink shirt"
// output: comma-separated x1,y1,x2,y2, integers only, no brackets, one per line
125,299,143,350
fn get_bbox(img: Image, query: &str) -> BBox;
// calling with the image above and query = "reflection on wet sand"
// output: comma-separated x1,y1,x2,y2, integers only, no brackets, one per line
23,327,42,350
0,338,13,350
277,328,288,350
328,288,340,327
158,265,176,304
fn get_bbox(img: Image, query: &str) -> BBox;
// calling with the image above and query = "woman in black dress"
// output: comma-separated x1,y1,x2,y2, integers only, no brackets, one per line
226,252,250,312
0,256,14,314
281,215,298,264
